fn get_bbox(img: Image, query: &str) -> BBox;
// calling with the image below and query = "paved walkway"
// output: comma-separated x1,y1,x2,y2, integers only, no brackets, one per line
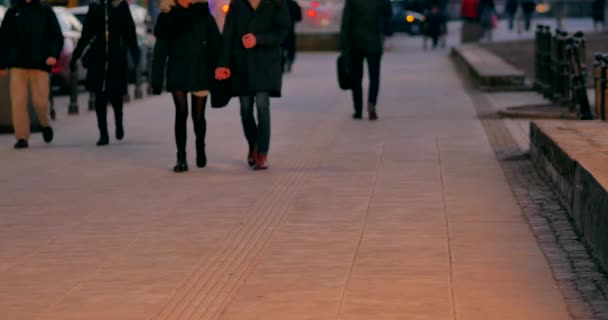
0,36,571,319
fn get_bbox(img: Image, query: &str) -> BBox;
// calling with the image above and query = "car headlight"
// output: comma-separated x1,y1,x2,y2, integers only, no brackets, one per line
406,15,415,23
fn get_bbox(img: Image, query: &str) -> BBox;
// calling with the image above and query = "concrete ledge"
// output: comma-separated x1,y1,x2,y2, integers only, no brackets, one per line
530,120,608,271
451,44,529,91
499,105,577,119
296,33,340,51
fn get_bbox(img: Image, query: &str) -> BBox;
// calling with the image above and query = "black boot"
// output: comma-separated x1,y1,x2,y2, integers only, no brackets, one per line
196,141,207,168
173,152,188,173
97,132,109,146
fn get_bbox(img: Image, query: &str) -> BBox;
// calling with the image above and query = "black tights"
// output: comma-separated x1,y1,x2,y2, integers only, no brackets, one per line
172,90,207,158
95,91,123,137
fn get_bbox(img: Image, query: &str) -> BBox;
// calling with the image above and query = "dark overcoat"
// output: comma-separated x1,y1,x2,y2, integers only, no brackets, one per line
151,3,221,93
71,0,140,95
0,0,64,72
339,0,392,55
217,0,291,97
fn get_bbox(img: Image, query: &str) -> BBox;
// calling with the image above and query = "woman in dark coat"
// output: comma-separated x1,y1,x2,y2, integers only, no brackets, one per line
151,0,221,172
215,0,291,170
71,0,140,146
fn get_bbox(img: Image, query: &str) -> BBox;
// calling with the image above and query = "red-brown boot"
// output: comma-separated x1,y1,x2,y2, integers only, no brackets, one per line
254,153,269,170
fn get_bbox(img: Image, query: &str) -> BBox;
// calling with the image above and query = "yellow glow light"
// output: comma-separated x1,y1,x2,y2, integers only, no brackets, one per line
406,15,415,23
536,4,550,14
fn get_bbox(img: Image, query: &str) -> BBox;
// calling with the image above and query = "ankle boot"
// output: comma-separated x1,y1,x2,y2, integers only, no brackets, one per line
97,132,109,146
196,142,207,168
254,153,268,170
173,152,188,173
247,146,257,168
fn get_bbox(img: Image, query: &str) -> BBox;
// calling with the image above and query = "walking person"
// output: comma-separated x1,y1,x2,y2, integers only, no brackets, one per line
151,0,221,172
521,0,536,32
423,4,447,50
593,0,605,31
215,0,291,171
478,0,495,41
505,0,518,31
70,0,140,146
339,0,392,121
0,0,63,149
283,0,302,73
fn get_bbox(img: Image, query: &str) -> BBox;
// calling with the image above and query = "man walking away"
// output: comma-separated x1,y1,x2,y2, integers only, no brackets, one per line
0,0,63,149
283,0,301,73
521,0,536,31
593,0,606,31
505,0,518,31
340,0,392,121
460,0,481,43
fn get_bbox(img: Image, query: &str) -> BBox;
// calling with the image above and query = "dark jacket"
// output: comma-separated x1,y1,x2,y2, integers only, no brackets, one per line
521,0,536,14
151,4,221,93
71,0,140,95
505,0,518,14
217,0,291,97
424,12,447,37
593,0,605,21
340,0,392,55
0,0,64,72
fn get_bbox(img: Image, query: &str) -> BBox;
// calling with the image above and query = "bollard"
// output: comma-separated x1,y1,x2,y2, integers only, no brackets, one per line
67,63,79,115
594,52,603,118
88,91,95,111
558,31,570,102
549,29,562,99
565,37,594,120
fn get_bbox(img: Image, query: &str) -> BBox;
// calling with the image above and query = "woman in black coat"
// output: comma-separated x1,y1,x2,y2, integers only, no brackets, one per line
215,0,291,170
71,0,140,146
151,0,221,172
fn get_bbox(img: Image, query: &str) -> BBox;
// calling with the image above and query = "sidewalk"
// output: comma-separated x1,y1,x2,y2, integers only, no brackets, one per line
0,36,571,319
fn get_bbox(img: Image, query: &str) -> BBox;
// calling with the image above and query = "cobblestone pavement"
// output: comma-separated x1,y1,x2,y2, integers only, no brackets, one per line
466,72,608,320
0,35,589,319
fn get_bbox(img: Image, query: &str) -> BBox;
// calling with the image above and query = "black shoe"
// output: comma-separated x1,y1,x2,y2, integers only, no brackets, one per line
14,139,28,149
96,135,109,146
42,126,54,143
369,111,378,121
173,161,189,173
196,147,207,168
116,124,124,141
352,112,362,120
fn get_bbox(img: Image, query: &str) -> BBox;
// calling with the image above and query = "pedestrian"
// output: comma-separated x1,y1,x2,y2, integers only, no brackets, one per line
151,0,221,173
521,0,536,31
340,0,392,121
70,0,140,146
593,0,605,30
478,0,495,41
460,0,480,43
215,0,291,171
283,0,302,73
505,0,518,31
0,0,63,149
423,4,447,50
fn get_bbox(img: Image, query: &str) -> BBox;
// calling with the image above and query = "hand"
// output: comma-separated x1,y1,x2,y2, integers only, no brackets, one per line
242,33,257,49
0,69,7,76
215,67,231,80
46,57,57,67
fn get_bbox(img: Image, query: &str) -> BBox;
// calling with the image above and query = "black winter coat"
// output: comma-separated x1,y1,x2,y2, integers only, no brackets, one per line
593,0,606,21
0,0,64,72
505,0,518,14
151,4,221,93
217,0,291,97
340,0,392,55
71,0,140,95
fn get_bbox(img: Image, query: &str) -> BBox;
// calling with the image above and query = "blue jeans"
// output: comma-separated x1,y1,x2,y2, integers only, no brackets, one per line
239,92,271,154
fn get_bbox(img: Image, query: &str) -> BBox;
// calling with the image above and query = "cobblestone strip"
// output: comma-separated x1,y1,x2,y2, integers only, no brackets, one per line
151,118,344,320
457,63,608,320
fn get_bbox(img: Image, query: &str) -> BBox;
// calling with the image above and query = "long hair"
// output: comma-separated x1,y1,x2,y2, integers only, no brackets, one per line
160,0,208,13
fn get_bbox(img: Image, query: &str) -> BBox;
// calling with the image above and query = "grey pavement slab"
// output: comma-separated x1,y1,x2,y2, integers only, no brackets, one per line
0,36,571,319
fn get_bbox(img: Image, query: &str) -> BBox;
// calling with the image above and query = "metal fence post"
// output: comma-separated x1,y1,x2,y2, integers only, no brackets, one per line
566,37,593,120
67,64,79,115
594,52,603,118
602,55,608,121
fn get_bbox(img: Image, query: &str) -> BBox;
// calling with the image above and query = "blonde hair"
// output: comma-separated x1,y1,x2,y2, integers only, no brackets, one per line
160,0,208,13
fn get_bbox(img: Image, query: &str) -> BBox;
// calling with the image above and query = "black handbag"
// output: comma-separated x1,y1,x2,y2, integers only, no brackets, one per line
337,53,352,90
210,78,232,108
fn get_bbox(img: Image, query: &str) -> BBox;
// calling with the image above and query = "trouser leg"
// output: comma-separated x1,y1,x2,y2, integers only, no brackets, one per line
9,68,30,140
254,92,270,154
95,91,109,138
29,70,50,129
367,54,382,108
239,95,257,149
350,52,365,115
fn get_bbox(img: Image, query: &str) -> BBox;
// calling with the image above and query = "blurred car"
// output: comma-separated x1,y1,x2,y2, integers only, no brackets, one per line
299,0,342,28
0,5,6,25
67,4,152,81
389,0,425,35
52,6,86,92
